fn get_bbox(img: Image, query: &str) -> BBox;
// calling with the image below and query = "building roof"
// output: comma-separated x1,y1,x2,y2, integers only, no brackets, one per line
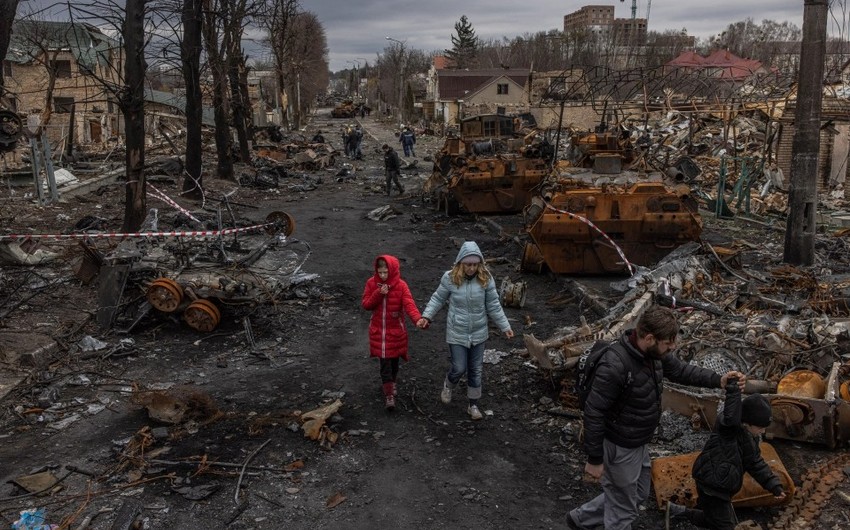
666,49,767,80
666,50,705,67
432,55,453,70
436,68,529,100
145,88,215,127
5,20,119,70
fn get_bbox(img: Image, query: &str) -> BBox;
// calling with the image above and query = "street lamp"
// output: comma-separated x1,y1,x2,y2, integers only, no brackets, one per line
386,36,406,123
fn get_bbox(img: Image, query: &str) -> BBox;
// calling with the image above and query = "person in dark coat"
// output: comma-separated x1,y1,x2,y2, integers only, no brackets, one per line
352,124,364,160
666,386,786,529
567,305,746,530
361,255,422,411
400,126,416,157
382,144,404,196
312,130,325,143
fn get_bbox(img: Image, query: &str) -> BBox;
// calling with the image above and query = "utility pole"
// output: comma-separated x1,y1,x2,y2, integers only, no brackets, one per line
784,0,828,265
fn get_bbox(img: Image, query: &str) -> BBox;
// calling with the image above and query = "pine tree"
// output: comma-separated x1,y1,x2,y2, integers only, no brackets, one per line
444,15,479,69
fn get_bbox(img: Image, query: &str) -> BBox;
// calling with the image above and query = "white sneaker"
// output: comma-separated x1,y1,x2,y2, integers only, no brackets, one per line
440,381,452,404
467,405,483,420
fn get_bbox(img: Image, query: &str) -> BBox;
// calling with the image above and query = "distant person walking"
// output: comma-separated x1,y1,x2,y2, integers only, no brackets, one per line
352,124,364,160
342,125,352,157
382,144,404,196
417,241,513,420
400,126,416,157
361,255,422,411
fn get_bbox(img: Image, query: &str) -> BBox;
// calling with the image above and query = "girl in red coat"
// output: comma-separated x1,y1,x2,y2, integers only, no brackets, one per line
361,255,422,411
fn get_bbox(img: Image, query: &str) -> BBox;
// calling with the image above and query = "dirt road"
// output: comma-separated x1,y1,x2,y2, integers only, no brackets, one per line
0,109,846,530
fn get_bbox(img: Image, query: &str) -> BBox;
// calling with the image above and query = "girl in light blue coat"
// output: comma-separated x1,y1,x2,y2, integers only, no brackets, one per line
417,241,514,420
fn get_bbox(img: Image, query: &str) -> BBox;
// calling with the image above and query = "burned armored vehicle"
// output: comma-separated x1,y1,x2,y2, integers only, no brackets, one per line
426,113,554,215
521,168,703,275
96,211,310,334
331,100,357,118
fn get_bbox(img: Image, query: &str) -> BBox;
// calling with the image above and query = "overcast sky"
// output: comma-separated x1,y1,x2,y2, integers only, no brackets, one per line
301,0,819,71
22,0,845,72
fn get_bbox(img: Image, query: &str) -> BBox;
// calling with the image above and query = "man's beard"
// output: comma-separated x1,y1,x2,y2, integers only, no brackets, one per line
645,343,663,359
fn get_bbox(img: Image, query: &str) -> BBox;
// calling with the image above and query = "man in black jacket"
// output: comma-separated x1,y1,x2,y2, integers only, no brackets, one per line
382,144,403,196
567,305,745,530
667,385,786,529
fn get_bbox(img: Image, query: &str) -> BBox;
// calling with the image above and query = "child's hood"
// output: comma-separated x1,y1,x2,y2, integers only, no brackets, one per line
375,254,401,284
454,241,484,264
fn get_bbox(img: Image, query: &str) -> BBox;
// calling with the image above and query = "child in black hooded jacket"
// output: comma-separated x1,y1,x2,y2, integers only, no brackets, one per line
667,379,787,529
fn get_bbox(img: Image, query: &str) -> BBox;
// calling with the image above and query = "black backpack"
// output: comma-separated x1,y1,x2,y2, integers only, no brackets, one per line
575,340,635,414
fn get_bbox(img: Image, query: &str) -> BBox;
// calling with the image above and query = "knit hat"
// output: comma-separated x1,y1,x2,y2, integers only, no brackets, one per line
741,394,772,427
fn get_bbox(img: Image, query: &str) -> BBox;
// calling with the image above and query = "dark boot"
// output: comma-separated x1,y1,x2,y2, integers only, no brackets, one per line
382,382,395,411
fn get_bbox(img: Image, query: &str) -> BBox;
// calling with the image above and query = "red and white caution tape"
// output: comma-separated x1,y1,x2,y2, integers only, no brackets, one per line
543,201,635,276
148,184,202,224
0,223,275,242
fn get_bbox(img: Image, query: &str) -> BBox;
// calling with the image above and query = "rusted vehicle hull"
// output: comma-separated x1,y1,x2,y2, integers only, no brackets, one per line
438,155,550,215
522,182,702,275
568,130,636,168
662,362,850,448
427,113,555,215
651,442,795,509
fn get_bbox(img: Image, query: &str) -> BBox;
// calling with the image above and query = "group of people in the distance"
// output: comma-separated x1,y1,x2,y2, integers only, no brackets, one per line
361,242,787,529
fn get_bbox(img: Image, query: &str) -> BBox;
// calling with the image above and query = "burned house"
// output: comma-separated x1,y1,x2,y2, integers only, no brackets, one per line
3,20,123,149
424,62,530,126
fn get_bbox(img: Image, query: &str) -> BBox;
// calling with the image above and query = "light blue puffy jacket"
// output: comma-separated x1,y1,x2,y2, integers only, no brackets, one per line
421,241,511,347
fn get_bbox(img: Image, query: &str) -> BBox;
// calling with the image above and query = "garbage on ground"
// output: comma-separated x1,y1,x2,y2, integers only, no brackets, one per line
11,508,58,530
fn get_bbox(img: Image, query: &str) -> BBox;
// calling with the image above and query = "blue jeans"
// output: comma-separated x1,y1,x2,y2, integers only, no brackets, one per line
403,144,415,157
446,342,484,400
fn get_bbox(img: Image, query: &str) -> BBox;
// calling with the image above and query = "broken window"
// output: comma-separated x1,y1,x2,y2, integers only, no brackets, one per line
50,60,72,78
497,83,509,95
54,96,74,113
551,76,568,97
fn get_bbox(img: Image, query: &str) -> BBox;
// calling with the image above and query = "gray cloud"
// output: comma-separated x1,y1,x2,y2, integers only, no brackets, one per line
303,0,815,71
20,0,835,72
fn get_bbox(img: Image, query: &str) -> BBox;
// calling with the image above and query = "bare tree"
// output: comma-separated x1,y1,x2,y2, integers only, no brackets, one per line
181,0,204,197
260,1,328,130
202,0,234,180
121,0,148,232
0,0,21,101
222,0,260,163
8,20,65,133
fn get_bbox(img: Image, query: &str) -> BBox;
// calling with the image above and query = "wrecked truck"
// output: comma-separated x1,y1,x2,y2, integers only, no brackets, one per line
425,113,554,215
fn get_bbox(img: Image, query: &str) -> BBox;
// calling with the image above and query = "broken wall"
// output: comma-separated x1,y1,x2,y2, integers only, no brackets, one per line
529,103,601,131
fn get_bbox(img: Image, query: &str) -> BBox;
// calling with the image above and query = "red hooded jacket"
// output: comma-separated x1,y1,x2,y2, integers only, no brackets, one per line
361,255,422,360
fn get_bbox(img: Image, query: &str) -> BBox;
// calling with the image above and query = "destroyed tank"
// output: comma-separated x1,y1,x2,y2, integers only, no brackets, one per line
521,172,702,275
426,113,554,215
331,100,357,118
